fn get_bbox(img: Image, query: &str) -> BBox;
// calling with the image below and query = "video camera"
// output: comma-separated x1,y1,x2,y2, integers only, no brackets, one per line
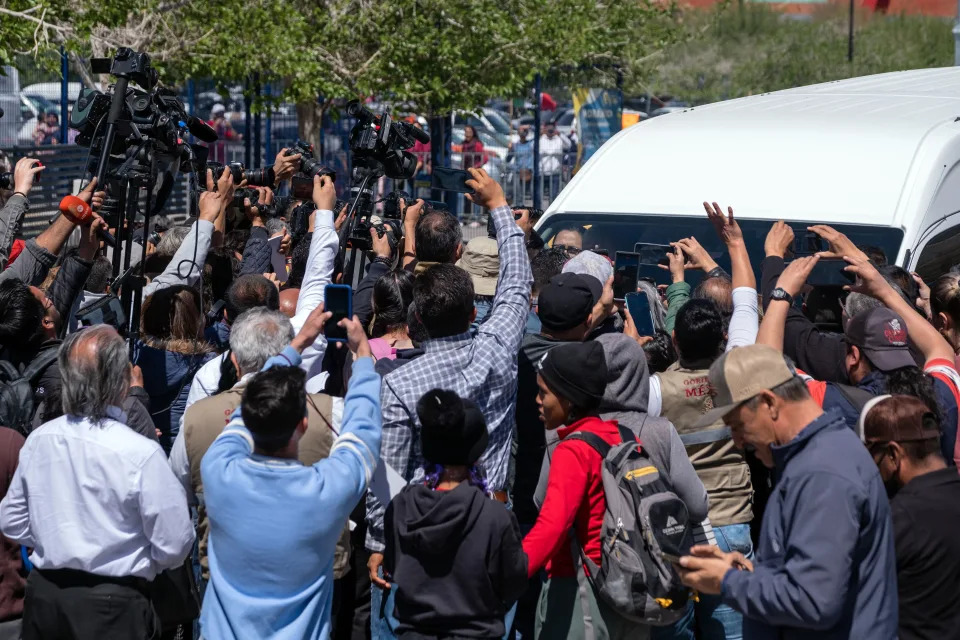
346,100,428,180
70,48,216,218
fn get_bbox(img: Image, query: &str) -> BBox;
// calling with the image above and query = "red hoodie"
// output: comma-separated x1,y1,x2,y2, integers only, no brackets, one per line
522,416,631,578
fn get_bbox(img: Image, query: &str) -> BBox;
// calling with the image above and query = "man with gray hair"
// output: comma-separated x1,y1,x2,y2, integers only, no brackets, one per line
173,307,351,584
0,325,194,639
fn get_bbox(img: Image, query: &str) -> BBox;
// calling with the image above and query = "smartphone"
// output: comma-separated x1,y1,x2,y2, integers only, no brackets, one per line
793,232,823,256
613,252,641,300
291,175,313,201
634,242,672,265
804,258,853,287
659,551,683,566
625,292,656,336
432,167,473,193
323,284,352,342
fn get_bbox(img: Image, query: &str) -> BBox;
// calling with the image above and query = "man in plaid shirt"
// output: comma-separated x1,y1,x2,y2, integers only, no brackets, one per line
366,168,533,585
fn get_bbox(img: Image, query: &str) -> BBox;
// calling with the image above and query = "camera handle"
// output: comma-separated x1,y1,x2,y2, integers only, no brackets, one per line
94,76,129,188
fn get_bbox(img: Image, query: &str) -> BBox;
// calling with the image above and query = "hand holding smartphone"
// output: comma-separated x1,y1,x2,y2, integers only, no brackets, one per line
323,284,352,343
625,292,656,336
432,167,474,193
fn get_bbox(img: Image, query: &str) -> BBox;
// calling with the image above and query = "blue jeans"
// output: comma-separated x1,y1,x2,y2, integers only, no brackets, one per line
651,523,753,640
371,570,517,639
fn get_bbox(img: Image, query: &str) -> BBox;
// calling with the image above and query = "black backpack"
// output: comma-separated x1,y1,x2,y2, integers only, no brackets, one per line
0,348,59,436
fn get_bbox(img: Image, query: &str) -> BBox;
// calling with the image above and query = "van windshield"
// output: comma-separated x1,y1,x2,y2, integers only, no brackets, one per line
537,213,904,277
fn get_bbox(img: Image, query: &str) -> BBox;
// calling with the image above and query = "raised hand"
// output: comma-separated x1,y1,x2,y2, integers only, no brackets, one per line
464,168,507,210
704,201,742,245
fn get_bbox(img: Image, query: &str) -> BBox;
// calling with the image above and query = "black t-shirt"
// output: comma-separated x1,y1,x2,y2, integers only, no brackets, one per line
891,467,960,640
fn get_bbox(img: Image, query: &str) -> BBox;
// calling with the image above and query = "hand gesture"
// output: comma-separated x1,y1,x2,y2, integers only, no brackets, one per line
660,243,685,284
78,213,107,260
13,157,44,195
623,304,652,345
704,201,742,245
809,224,868,262
272,148,302,183
370,226,391,259
262,272,281,290
77,177,106,211
913,272,932,320
403,198,424,230
130,364,145,389
290,303,332,353
312,174,336,211
337,315,372,357
775,255,819,297
674,237,718,273
198,189,226,222
514,207,534,239
589,275,617,331
279,231,292,256
844,254,893,301
764,221,795,259
464,168,507,210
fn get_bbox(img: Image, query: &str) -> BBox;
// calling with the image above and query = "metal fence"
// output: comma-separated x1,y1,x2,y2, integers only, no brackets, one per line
1,57,588,236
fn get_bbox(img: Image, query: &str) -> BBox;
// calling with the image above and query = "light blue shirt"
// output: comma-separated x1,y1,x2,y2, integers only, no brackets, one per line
200,350,381,639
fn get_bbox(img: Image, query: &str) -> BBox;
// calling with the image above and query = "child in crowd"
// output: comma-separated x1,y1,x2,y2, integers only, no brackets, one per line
384,389,528,639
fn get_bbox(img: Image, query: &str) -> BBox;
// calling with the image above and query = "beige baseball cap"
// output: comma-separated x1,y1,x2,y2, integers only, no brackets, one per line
457,236,500,297
693,345,798,429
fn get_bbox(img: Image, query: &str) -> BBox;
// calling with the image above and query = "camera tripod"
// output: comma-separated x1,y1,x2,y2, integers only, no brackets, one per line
337,163,383,287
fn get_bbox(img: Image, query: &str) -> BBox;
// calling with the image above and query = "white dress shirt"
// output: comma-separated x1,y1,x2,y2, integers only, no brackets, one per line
0,409,195,580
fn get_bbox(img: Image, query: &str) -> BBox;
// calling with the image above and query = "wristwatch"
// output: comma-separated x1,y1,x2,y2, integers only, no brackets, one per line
770,287,793,304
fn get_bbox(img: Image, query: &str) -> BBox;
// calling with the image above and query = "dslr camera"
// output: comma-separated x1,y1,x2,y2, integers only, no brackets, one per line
349,190,408,251
285,140,337,181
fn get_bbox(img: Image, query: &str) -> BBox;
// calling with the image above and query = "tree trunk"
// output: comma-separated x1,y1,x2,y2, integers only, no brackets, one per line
296,99,325,154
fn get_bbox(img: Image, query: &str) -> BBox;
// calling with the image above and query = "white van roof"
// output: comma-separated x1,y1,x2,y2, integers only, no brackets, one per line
546,67,960,228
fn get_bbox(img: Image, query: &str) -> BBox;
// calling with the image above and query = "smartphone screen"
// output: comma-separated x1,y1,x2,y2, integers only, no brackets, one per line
291,175,313,201
625,292,655,336
613,252,640,300
804,258,852,287
432,167,473,193
793,231,824,256
323,284,352,342
634,242,673,265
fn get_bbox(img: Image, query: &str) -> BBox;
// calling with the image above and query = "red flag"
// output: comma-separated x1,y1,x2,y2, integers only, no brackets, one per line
540,92,558,112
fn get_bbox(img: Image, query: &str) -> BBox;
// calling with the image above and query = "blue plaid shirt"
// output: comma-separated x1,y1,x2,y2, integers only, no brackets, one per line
365,205,532,551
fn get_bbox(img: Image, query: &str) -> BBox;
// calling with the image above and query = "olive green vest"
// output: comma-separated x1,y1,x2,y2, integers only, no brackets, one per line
656,362,753,526
182,383,350,579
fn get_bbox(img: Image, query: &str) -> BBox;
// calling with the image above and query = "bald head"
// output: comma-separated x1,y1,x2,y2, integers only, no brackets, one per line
59,325,131,422
279,288,299,319
693,276,733,315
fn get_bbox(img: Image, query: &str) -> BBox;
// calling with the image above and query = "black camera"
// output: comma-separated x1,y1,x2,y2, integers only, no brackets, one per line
0,173,11,190
285,140,336,181
346,101,428,180
351,217,403,252
382,190,409,219
204,161,275,187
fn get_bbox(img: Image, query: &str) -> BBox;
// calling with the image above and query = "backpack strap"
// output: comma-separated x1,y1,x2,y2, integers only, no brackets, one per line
565,431,611,458
21,347,58,384
616,423,637,444
834,383,875,414
679,426,732,446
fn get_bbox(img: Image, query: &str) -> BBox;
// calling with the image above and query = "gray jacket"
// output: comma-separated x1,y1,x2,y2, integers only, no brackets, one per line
534,333,710,524
0,194,28,267
0,238,57,286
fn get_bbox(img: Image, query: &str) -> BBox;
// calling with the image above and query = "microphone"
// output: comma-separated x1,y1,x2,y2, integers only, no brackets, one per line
184,116,218,143
59,195,116,247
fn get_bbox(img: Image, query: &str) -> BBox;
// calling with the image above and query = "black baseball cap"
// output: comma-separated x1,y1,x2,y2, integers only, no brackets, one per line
845,307,915,372
537,273,601,332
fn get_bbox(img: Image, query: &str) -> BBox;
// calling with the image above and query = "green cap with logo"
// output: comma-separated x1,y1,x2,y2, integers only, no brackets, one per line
693,344,798,429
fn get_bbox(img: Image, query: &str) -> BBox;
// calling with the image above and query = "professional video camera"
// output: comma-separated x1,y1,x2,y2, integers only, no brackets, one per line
336,102,429,278
345,101,428,180
68,47,220,355
70,48,216,219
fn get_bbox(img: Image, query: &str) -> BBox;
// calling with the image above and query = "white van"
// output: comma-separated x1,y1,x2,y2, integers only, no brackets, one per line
538,68,960,280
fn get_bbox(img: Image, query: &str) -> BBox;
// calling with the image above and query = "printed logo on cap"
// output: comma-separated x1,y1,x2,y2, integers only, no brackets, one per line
884,318,907,346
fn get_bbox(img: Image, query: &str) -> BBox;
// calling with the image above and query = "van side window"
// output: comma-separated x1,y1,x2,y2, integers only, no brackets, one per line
916,225,960,281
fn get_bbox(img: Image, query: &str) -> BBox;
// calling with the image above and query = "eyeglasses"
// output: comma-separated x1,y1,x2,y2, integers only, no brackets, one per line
553,244,581,256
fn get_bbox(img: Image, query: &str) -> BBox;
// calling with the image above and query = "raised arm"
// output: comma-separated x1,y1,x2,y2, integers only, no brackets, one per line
756,256,821,353
844,254,955,364
290,175,338,381
467,168,532,352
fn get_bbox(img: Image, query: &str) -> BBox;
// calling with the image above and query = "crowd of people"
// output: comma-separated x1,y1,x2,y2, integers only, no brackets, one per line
0,145,958,640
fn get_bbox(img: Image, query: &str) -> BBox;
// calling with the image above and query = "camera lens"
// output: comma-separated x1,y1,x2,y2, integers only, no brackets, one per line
0,173,11,190
242,167,275,187
300,157,336,181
